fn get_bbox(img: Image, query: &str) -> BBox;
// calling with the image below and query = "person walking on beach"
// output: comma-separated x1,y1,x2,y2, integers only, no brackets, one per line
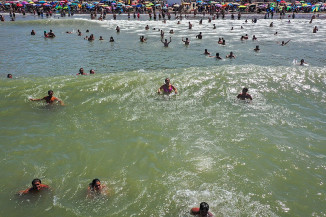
158,78,177,95
237,87,252,100
19,179,49,195
190,202,214,217
161,37,172,47
30,90,64,105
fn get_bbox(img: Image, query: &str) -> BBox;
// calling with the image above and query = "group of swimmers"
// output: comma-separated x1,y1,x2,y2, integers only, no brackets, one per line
19,178,213,216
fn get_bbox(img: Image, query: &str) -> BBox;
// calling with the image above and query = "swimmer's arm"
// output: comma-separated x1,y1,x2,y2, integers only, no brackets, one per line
284,39,291,45
158,86,163,94
56,98,64,106
172,85,178,94
30,96,46,101
18,188,30,195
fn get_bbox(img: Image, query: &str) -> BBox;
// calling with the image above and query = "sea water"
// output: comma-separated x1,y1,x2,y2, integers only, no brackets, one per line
0,13,325,217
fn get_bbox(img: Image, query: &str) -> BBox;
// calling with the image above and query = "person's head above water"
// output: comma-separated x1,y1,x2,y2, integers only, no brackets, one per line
48,90,54,96
90,178,101,190
7,74,12,78
32,178,42,190
242,87,249,93
199,202,210,215
165,78,170,84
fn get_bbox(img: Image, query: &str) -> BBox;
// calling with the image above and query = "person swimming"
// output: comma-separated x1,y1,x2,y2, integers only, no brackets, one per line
204,49,210,55
19,178,49,195
30,90,64,105
226,52,235,58
158,78,177,95
237,87,252,100
77,68,87,75
190,202,214,217
87,178,108,198
254,45,260,52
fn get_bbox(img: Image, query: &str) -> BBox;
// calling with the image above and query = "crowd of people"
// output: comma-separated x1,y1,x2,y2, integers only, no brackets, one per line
18,178,214,216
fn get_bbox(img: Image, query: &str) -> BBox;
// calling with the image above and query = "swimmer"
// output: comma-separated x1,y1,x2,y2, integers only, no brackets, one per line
204,49,210,55
169,29,174,34
190,202,214,217
177,21,181,24
90,69,95,74
313,26,318,33
88,34,95,41
48,29,55,37
140,36,147,42
188,22,192,29
87,178,108,197
218,38,222,44
182,37,190,45
161,37,171,47
196,32,203,39
7,74,12,78
19,179,49,195
213,24,216,29
243,34,248,39
66,31,73,34
281,39,290,46
210,53,222,59
116,26,120,33
300,59,307,66
158,78,177,95
237,87,252,100
31,30,35,35
274,32,278,35
160,30,164,38
77,68,87,75
226,52,235,59
145,25,149,30
252,35,257,40
109,36,114,42
30,90,64,105
254,45,260,52
44,31,48,37
270,22,273,27
86,29,89,33
99,36,104,40
231,27,234,30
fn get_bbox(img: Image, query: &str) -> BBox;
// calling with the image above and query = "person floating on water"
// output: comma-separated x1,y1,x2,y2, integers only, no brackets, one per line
281,40,291,46
190,202,214,217
237,87,252,100
30,90,64,105
158,78,177,95
77,68,87,75
88,178,108,198
90,69,95,74
161,37,171,47
226,52,235,59
300,59,308,66
204,49,210,55
19,179,49,195
140,36,147,42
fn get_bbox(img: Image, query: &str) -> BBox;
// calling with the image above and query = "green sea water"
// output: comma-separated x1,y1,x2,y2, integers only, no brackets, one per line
0,14,325,217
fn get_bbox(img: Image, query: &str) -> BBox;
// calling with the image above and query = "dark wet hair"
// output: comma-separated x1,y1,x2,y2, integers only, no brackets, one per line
7,74,12,78
200,202,209,211
242,87,248,93
165,78,170,82
90,178,100,188
32,178,41,185
48,90,53,95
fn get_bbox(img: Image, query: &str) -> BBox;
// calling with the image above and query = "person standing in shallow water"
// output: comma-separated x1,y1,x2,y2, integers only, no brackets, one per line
161,37,171,47
30,90,64,105
237,87,252,100
158,78,177,95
